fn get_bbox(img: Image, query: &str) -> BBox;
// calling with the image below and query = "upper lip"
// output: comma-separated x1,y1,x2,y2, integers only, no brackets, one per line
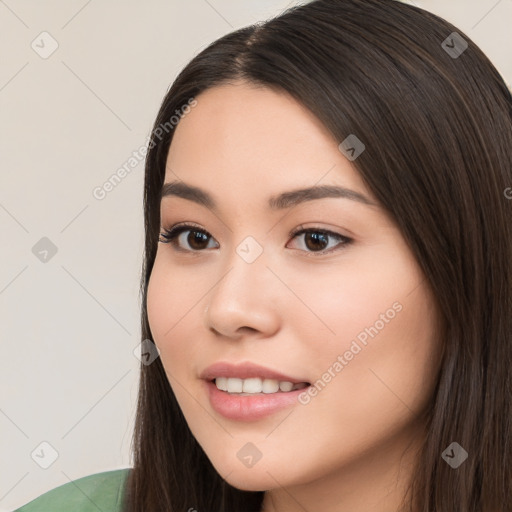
200,361,310,384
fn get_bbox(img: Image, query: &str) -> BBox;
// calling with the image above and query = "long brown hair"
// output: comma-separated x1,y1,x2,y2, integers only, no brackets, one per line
124,1,512,510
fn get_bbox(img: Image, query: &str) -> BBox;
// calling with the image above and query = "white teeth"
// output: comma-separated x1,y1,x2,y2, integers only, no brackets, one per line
227,377,243,393
214,377,307,394
279,381,294,392
242,377,263,393
262,379,279,393
215,377,228,391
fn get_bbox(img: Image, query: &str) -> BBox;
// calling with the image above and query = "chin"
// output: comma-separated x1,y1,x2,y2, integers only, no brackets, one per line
222,470,275,492
210,452,310,492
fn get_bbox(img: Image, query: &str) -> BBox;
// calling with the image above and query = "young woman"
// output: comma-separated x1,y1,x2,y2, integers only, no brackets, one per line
127,0,512,509
15,0,512,511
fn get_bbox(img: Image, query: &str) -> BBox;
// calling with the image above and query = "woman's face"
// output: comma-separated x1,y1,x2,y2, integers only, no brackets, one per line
147,82,443,495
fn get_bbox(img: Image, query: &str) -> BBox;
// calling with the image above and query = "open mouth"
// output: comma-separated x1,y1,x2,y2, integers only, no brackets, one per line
211,377,311,395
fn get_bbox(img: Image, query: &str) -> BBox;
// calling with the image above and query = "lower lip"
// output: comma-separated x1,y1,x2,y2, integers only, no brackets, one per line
204,380,309,421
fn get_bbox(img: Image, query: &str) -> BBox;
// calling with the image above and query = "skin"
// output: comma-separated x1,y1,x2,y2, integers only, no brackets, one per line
147,81,444,512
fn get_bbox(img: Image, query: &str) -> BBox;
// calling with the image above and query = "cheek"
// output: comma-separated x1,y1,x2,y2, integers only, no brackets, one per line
362,283,442,410
146,263,168,343
147,255,200,341
146,256,210,384
301,276,441,443
146,262,194,411
289,246,442,426
146,259,188,363
282,247,426,360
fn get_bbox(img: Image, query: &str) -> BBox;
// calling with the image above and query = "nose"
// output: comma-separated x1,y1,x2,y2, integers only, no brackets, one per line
204,243,281,340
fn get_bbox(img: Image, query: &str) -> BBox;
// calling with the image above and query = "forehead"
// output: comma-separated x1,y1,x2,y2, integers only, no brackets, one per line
164,82,374,208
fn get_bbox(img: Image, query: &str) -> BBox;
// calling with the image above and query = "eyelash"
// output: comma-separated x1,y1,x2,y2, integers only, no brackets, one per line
158,222,353,257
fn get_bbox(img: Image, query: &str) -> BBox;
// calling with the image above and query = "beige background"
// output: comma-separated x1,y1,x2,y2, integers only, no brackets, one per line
1,0,510,510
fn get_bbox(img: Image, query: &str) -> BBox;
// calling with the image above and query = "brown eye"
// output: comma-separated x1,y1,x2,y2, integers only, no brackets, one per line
159,224,218,252
288,227,352,255
303,232,329,251
185,230,210,250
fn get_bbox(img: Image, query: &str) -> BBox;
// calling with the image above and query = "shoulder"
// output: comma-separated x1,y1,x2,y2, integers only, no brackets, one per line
12,468,132,512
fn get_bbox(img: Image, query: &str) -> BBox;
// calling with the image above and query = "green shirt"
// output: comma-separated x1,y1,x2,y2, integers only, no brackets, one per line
12,468,131,512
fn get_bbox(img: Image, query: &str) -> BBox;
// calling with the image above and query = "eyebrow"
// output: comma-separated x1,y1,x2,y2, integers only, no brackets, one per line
160,180,376,211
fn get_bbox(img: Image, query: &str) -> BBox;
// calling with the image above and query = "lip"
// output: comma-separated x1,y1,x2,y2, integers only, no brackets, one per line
200,361,309,384
200,361,310,422
203,380,309,421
